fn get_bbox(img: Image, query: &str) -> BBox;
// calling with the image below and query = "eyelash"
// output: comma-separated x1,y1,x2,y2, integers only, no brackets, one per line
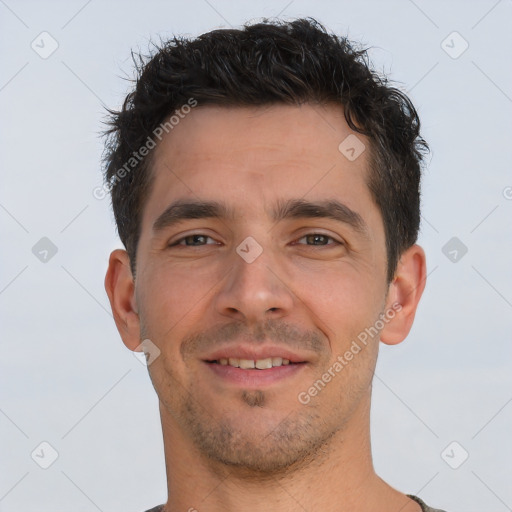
170,234,219,247
294,234,341,246
169,233,342,247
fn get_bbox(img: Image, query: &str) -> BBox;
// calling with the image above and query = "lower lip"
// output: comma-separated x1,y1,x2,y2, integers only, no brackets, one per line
205,362,306,388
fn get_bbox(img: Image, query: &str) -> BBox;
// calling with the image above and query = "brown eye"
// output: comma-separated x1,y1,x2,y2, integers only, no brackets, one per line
307,234,329,245
297,234,339,246
171,234,216,246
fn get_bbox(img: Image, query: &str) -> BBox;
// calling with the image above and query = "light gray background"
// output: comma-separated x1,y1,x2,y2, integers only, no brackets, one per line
1,0,511,510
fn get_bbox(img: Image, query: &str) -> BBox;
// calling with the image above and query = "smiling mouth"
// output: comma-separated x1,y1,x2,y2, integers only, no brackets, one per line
206,357,302,369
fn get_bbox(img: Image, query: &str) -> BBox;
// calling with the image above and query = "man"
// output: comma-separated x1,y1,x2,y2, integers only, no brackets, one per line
103,17,446,512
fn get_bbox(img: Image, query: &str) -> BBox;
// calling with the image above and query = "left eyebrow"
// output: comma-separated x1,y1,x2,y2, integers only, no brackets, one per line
271,198,369,237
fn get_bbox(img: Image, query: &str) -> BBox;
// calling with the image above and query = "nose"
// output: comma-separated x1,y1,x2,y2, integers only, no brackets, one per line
214,244,295,324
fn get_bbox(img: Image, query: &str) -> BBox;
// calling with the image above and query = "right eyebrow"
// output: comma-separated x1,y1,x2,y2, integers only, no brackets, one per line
152,200,234,233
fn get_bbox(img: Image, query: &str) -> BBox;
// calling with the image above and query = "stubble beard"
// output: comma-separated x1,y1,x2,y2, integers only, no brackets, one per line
176,385,338,478
141,316,375,478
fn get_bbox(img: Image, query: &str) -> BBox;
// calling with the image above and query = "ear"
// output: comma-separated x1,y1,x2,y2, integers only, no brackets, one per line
104,249,141,351
380,244,427,346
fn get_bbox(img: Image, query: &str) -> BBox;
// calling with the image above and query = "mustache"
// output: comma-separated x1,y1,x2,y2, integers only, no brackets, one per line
180,319,325,360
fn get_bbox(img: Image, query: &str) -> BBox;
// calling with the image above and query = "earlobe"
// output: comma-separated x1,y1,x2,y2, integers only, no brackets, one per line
104,249,141,351
380,244,427,346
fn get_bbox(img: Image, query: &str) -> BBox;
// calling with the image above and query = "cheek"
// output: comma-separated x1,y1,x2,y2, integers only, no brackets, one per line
292,265,382,412
137,260,224,342
289,260,385,341
137,263,219,404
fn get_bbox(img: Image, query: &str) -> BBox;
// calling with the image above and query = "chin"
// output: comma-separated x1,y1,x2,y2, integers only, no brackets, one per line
184,397,334,476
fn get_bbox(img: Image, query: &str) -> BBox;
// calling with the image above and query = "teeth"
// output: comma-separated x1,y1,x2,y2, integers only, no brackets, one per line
216,357,293,369
239,359,255,369
255,358,272,369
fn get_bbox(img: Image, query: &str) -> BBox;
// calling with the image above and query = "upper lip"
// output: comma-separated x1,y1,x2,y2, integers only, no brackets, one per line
203,345,309,364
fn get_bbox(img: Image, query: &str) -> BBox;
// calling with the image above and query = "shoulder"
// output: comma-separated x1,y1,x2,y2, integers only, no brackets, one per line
407,494,449,512
142,506,164,512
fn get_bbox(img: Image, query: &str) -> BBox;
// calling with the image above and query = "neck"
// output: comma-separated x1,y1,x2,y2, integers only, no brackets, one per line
158,395,419,512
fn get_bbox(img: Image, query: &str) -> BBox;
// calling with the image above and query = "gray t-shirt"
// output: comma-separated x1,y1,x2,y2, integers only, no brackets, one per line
144,494,447,511
408,494,448,511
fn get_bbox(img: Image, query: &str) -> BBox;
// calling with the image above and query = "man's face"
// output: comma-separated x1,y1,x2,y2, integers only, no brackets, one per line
133,104,391,472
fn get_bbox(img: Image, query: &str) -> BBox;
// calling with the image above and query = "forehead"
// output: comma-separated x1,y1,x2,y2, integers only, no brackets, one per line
143,103,374,225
